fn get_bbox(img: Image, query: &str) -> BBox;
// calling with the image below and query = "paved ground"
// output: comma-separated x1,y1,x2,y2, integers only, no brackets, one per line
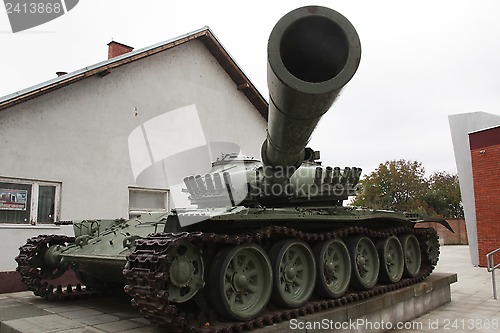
392,245,499,333
0,245,497,333
0,292,163,333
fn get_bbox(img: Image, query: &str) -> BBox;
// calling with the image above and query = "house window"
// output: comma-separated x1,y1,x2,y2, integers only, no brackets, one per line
129,187,169,216
0,178,60,224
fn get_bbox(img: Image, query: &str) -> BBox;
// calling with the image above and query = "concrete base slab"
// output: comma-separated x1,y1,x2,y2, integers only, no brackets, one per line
260,273,457,333
0,273,456,333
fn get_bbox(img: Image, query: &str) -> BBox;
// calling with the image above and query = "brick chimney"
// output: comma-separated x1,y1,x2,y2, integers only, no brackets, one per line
107,41,134,59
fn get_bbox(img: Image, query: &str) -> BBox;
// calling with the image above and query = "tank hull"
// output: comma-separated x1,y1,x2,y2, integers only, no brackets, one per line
123,213,440,332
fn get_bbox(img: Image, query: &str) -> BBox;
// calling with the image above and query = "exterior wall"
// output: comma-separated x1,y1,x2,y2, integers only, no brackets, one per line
448,112,500,265
0,39,267,222
470,127,500,267
0,223,76,292
0,224,73,271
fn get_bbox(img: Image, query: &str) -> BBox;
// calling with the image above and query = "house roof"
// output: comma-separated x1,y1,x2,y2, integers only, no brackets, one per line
0,27,269,120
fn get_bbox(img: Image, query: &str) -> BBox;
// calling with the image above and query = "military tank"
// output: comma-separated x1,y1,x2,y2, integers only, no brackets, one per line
16,5,452,333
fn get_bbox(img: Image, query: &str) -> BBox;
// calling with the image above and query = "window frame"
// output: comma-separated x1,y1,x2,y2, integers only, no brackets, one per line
128,186,169,217
0,177,61,224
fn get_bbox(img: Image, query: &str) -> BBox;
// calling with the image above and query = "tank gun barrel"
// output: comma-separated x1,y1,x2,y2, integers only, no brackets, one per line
262,6,361,179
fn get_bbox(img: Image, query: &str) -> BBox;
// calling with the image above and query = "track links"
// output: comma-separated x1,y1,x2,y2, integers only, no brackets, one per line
124,226,438,333
15,234,110,301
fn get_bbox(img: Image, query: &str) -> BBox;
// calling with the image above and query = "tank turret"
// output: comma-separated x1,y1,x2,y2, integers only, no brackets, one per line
182,7,362,209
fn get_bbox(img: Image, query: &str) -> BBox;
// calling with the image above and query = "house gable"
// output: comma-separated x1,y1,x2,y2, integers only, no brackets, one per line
0,28,268,120
0,35,267,220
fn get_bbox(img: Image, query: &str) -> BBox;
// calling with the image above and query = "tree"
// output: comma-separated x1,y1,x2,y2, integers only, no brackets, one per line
352,160,464,218
424,172,464,218
352,160,428,213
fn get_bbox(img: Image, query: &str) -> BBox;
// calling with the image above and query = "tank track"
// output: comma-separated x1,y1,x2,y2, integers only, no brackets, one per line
15,235,109,300
124,226,438,333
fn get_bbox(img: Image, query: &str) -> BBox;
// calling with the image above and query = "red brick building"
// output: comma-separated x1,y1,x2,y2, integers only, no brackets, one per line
469,125,500,267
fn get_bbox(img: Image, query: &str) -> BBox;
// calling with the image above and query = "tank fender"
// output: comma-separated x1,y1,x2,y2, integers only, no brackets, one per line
414,218,454,233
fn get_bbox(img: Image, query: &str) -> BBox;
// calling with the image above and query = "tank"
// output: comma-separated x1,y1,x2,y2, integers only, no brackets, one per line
16,5,452,333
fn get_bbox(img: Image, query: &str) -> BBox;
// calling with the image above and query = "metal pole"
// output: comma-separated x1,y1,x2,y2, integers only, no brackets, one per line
486,248,499,300
493,270,497,300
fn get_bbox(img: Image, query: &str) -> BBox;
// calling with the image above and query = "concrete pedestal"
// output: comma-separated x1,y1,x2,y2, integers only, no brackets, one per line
261,273,457,333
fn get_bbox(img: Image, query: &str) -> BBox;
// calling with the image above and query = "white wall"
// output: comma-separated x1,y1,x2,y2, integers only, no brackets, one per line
0,40,267,221
0,224,74,271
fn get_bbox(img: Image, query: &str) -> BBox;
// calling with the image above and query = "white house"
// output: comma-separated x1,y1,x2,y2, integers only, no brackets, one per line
0,27,268,288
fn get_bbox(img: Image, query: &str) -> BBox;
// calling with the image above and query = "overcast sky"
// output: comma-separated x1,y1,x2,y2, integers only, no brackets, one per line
1,0,499,176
